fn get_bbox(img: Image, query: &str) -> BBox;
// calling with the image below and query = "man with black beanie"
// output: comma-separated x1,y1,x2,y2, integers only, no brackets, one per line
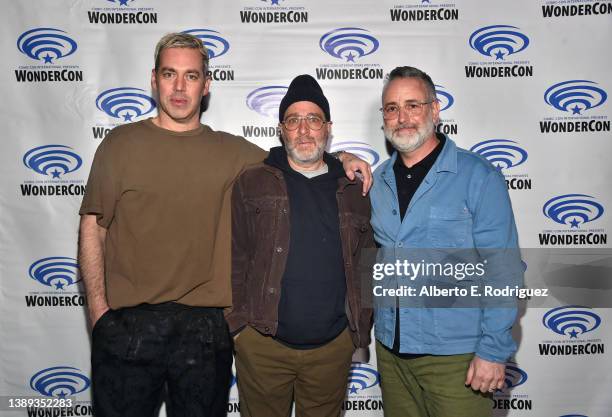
226,74,373,417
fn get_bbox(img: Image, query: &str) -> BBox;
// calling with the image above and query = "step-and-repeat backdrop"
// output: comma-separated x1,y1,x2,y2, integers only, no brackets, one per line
1,1,611,416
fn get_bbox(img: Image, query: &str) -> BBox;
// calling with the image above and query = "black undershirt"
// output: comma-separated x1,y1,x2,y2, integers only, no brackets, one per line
393,134,445,220
390,134,445,356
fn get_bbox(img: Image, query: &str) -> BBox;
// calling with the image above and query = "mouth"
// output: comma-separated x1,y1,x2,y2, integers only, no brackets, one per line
395,124,417,134
296,142,316,150
170,97,188,107
295,137,316,146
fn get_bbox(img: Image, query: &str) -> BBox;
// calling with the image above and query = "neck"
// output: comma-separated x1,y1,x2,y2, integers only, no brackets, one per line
399,134,439,168
151,113,200,132
287,157,326,172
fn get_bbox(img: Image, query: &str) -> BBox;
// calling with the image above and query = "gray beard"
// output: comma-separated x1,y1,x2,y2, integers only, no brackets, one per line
385,119,435,153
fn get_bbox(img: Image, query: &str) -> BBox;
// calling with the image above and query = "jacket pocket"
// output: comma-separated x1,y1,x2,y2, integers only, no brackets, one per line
427,205,472,248
348,214,370,255
244,198,278,240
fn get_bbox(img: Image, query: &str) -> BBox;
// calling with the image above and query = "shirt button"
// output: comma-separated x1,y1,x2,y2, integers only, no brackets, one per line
282,208,288,214
397,242,403,247
268,288,276,294
392,209,398,215
276,247,283,253
265,327,270,332
255,208,261,214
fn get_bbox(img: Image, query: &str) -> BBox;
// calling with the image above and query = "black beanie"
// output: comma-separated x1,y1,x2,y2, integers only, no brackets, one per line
278,74,330,122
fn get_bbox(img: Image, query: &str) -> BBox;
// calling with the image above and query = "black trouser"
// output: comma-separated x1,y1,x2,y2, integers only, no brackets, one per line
91,303,232,417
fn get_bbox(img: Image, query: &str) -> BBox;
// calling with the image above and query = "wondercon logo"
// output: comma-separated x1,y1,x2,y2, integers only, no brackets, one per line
434,85,454,112
544,80,607,116
469,25,529,60
329,141,380,167
319,28,379,62
502,363,527,391
543,306,601,339
347,362,380,394
182,29,230,59
105,0,134,5
261,0,284,4
246,86,288,119
30,366,91,397
470,139,527,171
23,145,82,179
543,194,604,229
29,257,80,290
96,87,156,122
17,28,78,64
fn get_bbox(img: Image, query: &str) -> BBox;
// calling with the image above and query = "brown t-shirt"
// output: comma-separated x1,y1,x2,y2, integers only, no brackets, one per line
79,119,266,309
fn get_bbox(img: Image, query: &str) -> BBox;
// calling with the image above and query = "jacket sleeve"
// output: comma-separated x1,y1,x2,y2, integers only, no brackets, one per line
224,174,250,334
472,169,524,363
356,196,375,348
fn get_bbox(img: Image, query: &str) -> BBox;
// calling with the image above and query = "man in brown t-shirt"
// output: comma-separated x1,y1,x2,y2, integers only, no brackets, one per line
78,33,371,417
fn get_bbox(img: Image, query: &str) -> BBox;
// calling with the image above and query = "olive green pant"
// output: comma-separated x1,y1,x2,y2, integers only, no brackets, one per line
376,342,492,417
234,326,354,417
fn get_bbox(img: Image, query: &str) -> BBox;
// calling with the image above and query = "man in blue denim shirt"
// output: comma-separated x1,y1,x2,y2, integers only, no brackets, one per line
370,66,523,417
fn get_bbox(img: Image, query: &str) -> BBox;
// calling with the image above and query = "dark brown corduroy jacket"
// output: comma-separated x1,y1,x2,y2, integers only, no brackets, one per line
226,162,374,348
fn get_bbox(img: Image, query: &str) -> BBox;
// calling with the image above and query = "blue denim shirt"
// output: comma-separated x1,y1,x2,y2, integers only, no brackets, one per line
370,136,522,363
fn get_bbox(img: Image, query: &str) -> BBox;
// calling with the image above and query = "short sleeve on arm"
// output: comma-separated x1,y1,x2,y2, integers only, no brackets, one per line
239,137,267,167
79,137,118,229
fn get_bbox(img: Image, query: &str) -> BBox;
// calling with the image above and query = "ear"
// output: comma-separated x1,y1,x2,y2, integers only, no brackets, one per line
151,69,158,93
202,76,212,97
326,121,333,136
431,98,440,125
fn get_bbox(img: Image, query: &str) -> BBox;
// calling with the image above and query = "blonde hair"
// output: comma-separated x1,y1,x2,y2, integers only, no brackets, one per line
154,32,209,74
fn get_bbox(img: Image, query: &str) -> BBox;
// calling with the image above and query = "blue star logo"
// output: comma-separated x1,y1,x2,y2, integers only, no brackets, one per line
349,385,359,394
118,0,130,6
494,163,503,172
494,50,505,60
123,112,133,122
51,169,61,179
270,0,280,4
568,329,579,339
571,104,582,115
55,282,65,290
345,52,356,62
569,218,580,229
57,390,67,398
42,54,53,64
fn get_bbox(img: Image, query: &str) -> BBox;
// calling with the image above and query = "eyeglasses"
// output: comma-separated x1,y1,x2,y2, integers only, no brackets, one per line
281,115,327,131
380,101,434,119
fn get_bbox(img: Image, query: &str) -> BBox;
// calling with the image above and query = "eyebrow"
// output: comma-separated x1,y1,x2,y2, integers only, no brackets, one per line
159,67,202,75
384,99,424,105
284,112,324,118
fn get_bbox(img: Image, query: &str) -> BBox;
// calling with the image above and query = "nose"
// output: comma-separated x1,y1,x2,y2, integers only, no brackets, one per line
297,118,309,135
174,75,186,92
397,105,412,124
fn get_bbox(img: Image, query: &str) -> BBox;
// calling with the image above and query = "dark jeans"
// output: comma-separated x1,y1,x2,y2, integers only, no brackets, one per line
91,303,232,417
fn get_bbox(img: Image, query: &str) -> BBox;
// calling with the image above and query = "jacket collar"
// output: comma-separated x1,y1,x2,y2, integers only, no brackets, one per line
382,134,457,185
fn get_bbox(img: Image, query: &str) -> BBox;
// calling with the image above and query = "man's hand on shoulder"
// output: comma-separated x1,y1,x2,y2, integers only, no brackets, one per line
465,356,506,393
337,151,372,196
